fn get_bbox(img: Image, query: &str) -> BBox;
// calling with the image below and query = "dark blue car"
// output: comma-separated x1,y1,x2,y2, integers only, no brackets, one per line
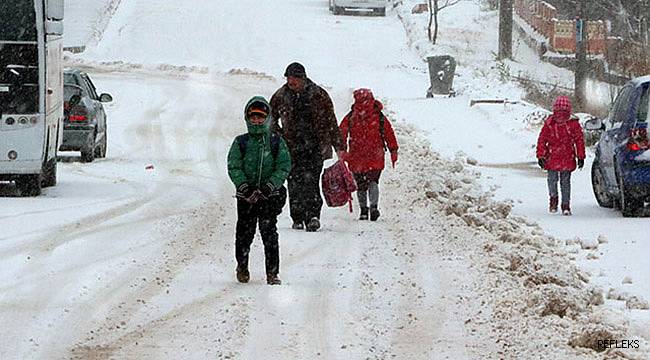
588,76,650,217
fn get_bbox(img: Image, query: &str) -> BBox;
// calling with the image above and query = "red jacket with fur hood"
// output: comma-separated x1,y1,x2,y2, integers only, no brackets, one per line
339,89,399,173
536,96,586,171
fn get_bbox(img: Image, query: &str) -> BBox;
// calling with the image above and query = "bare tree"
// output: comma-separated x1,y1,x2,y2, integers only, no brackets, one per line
549,0,646,42
427,0,461,44
498,0,513,59
592,0,638,39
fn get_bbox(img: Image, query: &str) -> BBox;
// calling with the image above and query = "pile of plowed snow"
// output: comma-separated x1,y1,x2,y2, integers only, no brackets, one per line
383,113,648,359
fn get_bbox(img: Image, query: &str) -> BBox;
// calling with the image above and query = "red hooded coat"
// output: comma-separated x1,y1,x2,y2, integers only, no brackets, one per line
536,96,586,171
339,89,399,173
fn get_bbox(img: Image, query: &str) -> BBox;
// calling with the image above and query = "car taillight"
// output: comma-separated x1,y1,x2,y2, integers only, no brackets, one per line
627,127,650,151
70,115,87,122
68,106,88,122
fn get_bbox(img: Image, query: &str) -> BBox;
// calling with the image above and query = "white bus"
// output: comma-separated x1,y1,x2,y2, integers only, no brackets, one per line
0,0,64,196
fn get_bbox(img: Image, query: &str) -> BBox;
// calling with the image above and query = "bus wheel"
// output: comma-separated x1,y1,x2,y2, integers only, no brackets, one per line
42,158,58,188
17,175,42,197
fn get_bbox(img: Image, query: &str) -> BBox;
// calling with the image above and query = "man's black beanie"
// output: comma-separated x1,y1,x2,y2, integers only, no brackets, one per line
284,62,307,78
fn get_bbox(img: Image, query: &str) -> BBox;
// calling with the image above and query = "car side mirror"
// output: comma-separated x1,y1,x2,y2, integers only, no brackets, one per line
69,95,81,107
99,93,113,103
584,117,605,131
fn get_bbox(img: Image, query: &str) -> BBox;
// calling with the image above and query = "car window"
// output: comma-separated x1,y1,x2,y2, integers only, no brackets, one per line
610,86,633,129
63,73,78,85
608,88,625,123
64,84,83,102
76,76,93,99
81,74,99,99
636,85,649,124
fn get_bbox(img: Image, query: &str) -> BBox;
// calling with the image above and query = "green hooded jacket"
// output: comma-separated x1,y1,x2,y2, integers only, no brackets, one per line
227,96,292,189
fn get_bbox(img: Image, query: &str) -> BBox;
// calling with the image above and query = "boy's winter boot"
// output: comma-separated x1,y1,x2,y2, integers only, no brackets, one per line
549,196,559,213
236,266,250,283
369,205,380,221
267,273,282,285
561,203,572,216
306,217,320,232
359,207,369,220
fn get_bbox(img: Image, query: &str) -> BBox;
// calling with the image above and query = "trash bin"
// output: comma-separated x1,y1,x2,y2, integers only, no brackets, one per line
426,55,456,97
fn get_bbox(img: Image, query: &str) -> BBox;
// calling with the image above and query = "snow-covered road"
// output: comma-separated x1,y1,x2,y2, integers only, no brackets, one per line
3,1,480,358
1,64,485,358
2,0,650,358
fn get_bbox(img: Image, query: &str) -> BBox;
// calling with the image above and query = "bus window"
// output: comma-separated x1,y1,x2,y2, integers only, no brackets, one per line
0,0,37,42
0,64,39,114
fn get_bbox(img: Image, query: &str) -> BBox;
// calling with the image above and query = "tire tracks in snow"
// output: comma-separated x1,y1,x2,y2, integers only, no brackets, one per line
0,178,217,358
65,198,232,359
0,176,150,259
70,220,348,359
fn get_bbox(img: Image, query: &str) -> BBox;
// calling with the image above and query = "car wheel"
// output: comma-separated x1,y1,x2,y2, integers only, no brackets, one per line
591,161,613,208
99,130,107,158
81,145,95,162
16,174,42,197
375,7,386,16
82,133,97,162
333,5,342,15
41,157,57,188
617,172,642,217
81,150,95,162
81,150,95,163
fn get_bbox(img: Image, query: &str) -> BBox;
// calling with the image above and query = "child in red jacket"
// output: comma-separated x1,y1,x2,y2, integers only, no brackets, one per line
340,89,399,221
536,96,586,215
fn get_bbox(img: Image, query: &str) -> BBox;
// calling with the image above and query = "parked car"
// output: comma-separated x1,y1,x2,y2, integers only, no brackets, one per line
60,69,112,162
329,0,386,16
587,76,650,217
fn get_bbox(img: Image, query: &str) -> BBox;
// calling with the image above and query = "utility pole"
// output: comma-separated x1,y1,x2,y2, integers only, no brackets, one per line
498,0,513,59
644,0,650,46
574,0,587,112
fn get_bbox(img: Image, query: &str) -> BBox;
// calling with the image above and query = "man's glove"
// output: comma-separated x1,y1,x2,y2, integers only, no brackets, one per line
259,182,275,199
390,151,398,168
236,183,260,203
577,158,584,170
537,158,545,169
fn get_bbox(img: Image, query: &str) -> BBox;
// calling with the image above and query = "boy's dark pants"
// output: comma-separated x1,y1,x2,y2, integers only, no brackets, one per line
235,198,279,276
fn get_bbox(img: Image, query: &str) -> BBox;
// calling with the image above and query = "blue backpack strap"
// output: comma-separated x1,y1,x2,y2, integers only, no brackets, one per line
239,133,280,159
270,132,281,159
237,133,250,156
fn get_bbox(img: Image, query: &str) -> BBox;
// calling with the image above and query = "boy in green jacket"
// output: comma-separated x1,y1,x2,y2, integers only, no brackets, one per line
227,96,291,285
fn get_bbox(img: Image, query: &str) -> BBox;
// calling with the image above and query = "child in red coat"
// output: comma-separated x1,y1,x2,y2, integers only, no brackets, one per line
536,96,586,215
340,89,399,221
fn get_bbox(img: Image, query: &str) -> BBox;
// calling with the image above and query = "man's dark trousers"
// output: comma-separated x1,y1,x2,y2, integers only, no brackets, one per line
287,160,323,225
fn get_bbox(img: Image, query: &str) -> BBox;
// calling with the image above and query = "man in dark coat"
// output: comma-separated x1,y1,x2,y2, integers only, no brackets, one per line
270,62,344,232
